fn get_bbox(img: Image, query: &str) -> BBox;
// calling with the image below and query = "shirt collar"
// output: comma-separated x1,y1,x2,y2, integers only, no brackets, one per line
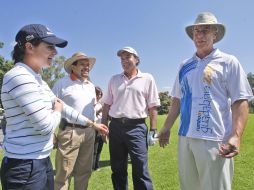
16,62,42,80
121,69,143,79
70,73,89,84
194,48,221,61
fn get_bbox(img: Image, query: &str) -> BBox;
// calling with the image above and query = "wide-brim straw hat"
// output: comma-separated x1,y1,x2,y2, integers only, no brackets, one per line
185,12,226,43
64,52,96,74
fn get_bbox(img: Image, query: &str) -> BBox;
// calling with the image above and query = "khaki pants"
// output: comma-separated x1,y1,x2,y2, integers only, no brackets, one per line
54,126,95,190
178,136,234,190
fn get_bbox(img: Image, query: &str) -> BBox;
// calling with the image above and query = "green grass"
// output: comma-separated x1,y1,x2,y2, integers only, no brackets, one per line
82,115,179,190
1,114,254,189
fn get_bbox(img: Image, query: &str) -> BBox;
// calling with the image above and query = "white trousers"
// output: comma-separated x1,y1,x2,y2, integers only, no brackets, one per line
178,136,234,190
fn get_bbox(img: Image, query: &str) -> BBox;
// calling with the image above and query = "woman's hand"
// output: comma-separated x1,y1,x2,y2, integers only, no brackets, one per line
54,98,63,113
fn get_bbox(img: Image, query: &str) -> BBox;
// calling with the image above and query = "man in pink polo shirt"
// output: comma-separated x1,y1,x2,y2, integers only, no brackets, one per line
102,46,160,190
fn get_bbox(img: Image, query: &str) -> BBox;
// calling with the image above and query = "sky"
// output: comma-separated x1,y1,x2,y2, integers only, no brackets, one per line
1,0,254,92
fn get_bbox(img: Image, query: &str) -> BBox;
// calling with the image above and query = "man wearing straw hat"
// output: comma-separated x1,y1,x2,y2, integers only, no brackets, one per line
158,12,253,190
53,52,99,190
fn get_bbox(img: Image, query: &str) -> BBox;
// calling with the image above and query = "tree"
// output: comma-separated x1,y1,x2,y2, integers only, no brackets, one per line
0,61,15,108
0,42,14,108
247,72,254,113
247,72,254,91
0,60,15,84
158,91,171,115
41,55,66,88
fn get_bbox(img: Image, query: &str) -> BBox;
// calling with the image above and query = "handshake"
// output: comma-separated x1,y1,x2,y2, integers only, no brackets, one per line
147,129,158,146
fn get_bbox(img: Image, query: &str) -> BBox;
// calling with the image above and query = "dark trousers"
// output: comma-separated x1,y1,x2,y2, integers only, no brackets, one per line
93,131,104,170
109,120,153,190
1,156,54,190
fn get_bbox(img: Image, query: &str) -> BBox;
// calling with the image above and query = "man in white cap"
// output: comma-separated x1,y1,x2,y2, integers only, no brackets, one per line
53,52,102,190
158,12,253,190
102,46,160,190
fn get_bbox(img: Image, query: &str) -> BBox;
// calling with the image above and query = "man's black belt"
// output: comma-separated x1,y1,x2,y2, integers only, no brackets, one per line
111,117,146,125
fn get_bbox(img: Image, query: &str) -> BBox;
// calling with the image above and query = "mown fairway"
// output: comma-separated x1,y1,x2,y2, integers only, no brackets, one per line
85,114,254,190
0,114,254,190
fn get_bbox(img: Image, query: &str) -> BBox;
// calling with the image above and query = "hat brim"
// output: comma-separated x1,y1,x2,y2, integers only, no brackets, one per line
64,56,96,74
117,49,128,56
117,49,140,63
185,23,225,43
117,49,137,57
42,36,68,48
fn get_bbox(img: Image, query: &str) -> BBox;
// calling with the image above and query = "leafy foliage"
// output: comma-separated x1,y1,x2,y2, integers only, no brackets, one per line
0,61,14,83
41,56,66,88
0,42,4,48
247,72,254,91
0,43,14,108
158,91,171,115
247,72,254,113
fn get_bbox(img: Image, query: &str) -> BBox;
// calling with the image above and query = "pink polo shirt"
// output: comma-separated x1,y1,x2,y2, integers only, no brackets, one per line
102,70,160,119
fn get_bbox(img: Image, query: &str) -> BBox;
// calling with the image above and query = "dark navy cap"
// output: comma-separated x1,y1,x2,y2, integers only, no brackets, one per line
15,24,68,48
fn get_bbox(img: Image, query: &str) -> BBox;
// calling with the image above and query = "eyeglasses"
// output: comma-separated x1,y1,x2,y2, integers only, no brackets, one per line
193,28,212,35
192,25,218,36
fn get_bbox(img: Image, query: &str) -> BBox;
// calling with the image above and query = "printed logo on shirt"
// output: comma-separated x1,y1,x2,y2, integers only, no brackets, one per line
203,64,215,85
196,85,212,134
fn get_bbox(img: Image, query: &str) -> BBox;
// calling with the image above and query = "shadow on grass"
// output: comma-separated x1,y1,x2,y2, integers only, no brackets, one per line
98,159,132,168
53,160,112,175
99,160,111,168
